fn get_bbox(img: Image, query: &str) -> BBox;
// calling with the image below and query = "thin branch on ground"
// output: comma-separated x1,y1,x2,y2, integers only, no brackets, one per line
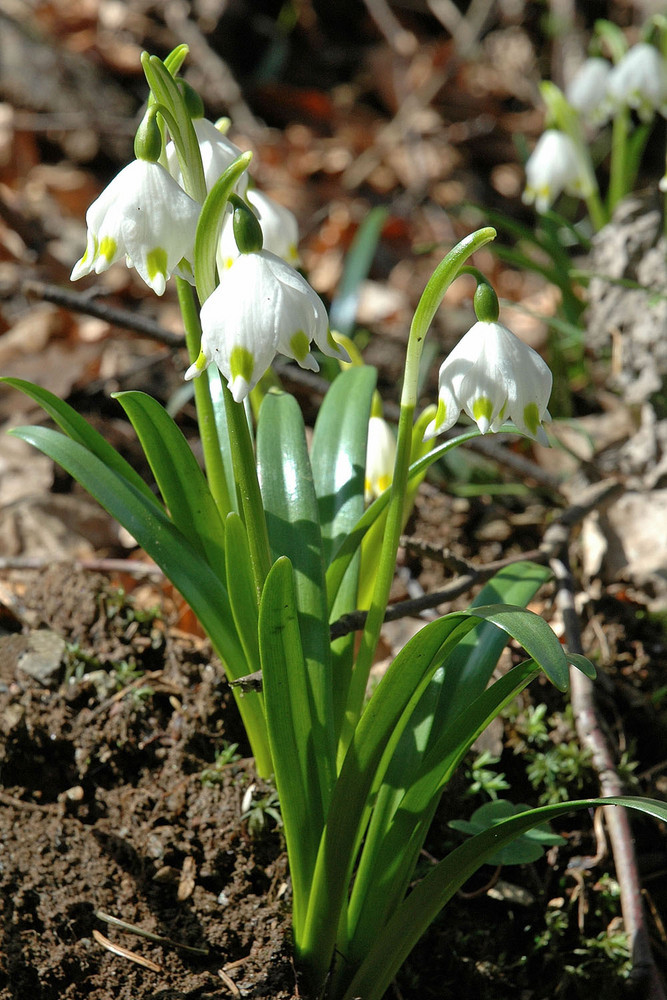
21,279,185,347
552,553,667,1000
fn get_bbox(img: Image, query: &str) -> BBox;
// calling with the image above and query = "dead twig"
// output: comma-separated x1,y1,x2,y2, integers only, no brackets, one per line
552,553,667,1000
92,928,162,973
95,910,208,956
21,278,184,347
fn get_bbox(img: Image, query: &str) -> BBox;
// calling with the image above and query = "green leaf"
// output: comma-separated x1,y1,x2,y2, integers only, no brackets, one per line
1,378,158,506
449,800,566,865
343,796,667,1000
113,390,226,572
310,365,376,567
432,561,553,732
224,512,261,671
329,207,388,337
343,659,540,975
259,557,326,937
310,365,376,742
300,603,573,986
10,424,272,775
256,390,335,808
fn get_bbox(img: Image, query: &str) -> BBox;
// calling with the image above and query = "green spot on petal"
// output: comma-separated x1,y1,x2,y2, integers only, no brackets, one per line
434,397,447,429
98,235,117,262
230,345,254,383
472,396,493,424
146,247,168,282
290,329,310,362
523,401,540,435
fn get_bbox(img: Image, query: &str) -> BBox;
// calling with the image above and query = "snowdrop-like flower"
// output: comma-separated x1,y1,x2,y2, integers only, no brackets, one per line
364,416,396,503
522,129,590,213
424,320,552,442
185,250,349,401
71,159,200,295
217,189,301,271
166,117,248,196
566,57,612,125
606,43,667,121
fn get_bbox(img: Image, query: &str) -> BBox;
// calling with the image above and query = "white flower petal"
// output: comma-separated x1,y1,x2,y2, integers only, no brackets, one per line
427,321,552,442
607,43,667,120
523,130,589,213
566,58,612,125
166,118,248,196
365,416,396,502
71,160,200,295
194,250,344,400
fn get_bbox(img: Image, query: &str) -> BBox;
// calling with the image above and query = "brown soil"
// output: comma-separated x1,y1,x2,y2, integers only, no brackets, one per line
0,569,296,1000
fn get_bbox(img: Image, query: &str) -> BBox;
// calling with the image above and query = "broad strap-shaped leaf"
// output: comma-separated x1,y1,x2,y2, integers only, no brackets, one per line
310,365,376,742
344,659,540,969
1,377,158,505
114,390,226,573
259,557,326,938
256,389,335,807
299,603,575,985
10,424,272,776
342,796,667,1000
310,365,376,567
224,512,261,672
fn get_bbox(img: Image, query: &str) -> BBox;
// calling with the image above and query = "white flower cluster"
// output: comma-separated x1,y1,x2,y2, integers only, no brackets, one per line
523,40,667,213
72,115,346,400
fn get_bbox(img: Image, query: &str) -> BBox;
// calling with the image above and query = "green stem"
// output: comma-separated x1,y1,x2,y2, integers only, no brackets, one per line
223,385,272,601
337,227,497,758
608,108,630,215
176,278,232,518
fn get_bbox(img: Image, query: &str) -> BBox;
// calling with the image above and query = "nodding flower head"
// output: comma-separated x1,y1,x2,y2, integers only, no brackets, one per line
606,43,667,121
71,159,200,295
424,320,553,444
566,57,612,126
184,250,349,402
522,130,591,214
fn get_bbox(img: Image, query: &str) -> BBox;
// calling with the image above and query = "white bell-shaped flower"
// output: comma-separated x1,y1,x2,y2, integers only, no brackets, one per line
184,250,349,401
424,320,553,442
522,129,589,213
566,57,612,125
217,189,301,271
364,416,396,503
166,118,248,196
606,43,667,121
71,159,200,295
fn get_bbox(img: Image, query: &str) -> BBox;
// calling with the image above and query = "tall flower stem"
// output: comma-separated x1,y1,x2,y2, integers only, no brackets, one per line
176,277,232,518
608,107,630,214
223,385,273,601
337,227,497,758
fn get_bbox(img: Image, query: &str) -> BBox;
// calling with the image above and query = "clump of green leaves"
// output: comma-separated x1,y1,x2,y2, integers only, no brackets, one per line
200,742,241,785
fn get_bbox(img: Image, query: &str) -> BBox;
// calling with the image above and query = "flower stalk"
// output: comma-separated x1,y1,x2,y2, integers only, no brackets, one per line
338,227,497,754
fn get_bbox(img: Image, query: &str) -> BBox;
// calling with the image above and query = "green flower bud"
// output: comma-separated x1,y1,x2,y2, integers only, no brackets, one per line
230,194,263,254
134,107,163,163
473,279,499,323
